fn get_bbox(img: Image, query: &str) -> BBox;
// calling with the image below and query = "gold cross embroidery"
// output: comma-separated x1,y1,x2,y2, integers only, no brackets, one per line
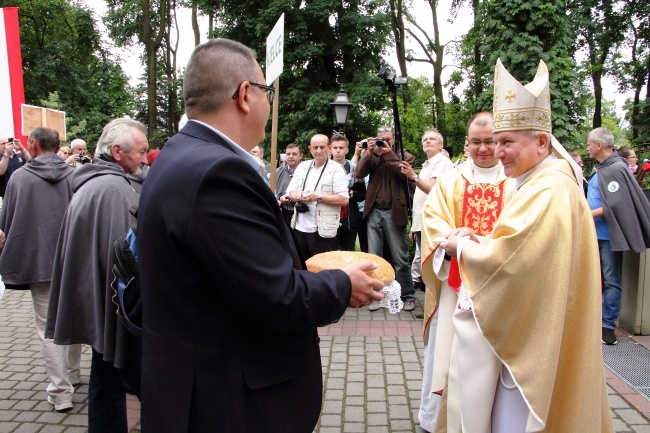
505,90,516,103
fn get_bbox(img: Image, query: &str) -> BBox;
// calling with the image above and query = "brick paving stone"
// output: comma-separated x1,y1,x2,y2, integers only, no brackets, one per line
13,423,44,433
618,409,649,425
366,401,387,413
345,397,364,406
632,426,650,433
0,422,19,432
320,414,342,426
39,426,66,433
344,406,364,422
36,411,67,424
342,422,365,432
614,419,632,431
366,427,390,433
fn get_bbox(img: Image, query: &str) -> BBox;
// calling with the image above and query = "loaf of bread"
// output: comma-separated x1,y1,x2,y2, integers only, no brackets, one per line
305,251,395,285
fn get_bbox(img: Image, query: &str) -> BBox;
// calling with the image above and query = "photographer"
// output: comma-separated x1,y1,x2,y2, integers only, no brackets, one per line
67,138,92,168
286,134,349,259
355,126,417,311
0,136,32,198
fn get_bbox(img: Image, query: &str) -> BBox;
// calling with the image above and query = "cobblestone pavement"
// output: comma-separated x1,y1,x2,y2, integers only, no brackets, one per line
1,289,649,432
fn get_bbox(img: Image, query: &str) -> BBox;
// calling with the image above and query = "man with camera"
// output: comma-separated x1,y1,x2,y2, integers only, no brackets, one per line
0,135,32,199
286,133,349,259
66,138,92,167
356,126,417,311
275,142,303,225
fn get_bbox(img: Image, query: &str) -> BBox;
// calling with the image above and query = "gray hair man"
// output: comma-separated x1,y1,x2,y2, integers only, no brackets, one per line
46,118,149,432
586,127,650,345
0,127,81,412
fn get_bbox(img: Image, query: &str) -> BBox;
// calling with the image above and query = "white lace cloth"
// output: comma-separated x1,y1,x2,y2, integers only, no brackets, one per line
373,280,403,314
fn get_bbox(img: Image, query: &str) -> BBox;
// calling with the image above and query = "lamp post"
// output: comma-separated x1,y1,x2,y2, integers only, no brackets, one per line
330,89,353,133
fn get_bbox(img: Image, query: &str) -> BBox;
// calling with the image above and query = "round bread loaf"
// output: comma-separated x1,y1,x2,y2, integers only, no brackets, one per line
305,251,395,285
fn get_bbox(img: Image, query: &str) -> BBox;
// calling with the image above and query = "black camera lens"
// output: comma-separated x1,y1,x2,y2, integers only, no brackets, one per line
361,141,368,149
376,137,385,148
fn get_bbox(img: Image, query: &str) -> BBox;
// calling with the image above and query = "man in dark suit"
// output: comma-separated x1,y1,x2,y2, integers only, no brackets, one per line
138,38,385,433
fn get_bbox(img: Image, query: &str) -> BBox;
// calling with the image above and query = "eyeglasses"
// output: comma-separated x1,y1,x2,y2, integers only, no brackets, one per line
626,155,638,160
232,81,275,104
468,139,496,147
377,127,393,132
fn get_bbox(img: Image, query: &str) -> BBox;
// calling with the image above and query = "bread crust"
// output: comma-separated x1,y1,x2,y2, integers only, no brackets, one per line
305,251,395,285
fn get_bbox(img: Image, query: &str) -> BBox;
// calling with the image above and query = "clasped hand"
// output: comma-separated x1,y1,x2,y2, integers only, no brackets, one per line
439,227,478,257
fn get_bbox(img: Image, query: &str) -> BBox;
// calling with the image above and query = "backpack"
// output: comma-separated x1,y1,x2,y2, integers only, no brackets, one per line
110,208,142,336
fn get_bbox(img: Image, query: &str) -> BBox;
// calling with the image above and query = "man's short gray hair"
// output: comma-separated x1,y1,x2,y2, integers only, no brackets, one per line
70,138,86,151
184,39,258,118
29,127,60,152
423,128,443,144
588,127,615,149
94,118,147,160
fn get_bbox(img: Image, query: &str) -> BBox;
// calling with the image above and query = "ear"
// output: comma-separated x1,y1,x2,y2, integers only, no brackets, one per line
537,133,550,154
110,143,123,161
234,82,252,115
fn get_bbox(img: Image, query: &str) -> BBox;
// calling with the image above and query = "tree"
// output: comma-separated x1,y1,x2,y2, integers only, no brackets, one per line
475,0,585,141
405,0,450,140
194,0,392,151
104,0,169,141
569,0,626,129
2,0,135,144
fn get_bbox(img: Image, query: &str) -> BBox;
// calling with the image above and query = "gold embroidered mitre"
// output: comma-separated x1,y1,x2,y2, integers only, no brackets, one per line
492,58,552,133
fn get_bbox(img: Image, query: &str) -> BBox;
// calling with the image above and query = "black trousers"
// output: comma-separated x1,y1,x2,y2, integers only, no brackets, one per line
294,230,338,260
88,349,141,433
337,221,358,252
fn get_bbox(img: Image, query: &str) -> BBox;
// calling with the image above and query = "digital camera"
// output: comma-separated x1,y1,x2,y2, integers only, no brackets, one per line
375,137,386,148
295,202,309,213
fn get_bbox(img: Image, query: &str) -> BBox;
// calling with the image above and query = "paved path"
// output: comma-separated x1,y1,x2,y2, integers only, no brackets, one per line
1,289,649,432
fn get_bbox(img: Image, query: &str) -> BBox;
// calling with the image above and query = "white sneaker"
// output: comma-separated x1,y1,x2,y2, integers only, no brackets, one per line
47,395,73,412
403,301,416,311
368,301,381,311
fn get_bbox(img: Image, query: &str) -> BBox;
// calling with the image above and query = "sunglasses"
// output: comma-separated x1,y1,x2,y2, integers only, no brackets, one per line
377,127,393,132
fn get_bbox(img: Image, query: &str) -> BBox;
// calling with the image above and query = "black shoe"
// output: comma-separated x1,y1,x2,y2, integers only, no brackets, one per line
602,327,617,345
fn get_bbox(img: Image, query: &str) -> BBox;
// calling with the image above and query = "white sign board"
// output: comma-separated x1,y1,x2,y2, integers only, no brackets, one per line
265,14,284,84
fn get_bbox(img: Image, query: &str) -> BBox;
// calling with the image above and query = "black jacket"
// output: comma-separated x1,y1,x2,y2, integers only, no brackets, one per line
138,121,351,433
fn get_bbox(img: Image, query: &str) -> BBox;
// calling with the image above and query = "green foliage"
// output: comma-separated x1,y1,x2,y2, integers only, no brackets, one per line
464,0,587,141
568,96,629,150
196,0,393,153
1,0,136,145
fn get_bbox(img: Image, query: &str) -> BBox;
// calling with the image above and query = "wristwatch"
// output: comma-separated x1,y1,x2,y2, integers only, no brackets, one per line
410,175,419,183
317,194,323,203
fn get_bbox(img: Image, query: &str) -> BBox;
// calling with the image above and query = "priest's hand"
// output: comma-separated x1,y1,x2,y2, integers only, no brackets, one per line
441,227,477,257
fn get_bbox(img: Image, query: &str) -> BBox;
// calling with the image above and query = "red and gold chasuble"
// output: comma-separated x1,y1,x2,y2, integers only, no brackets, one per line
447,181,506,291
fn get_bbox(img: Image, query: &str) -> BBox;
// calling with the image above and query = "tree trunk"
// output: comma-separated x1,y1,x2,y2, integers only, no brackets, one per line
592,68,602,128
142,0,168,141
192,3,200,46
430,0,446,139
473,0,482,99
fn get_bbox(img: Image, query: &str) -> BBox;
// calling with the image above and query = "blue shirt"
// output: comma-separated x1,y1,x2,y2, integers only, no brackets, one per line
587,173,609,240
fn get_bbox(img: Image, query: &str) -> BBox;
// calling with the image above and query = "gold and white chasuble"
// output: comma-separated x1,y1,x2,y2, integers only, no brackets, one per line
453,159,613,433
420,160,511,433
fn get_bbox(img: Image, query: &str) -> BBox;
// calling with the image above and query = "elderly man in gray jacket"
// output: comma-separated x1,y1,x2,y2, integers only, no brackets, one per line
0,126,82,412
46,118,149,433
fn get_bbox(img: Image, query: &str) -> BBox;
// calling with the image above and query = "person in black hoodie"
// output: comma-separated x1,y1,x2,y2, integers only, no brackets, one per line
0,126,81,412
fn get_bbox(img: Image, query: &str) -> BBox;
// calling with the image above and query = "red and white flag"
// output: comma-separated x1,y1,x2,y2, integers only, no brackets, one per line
0,7,26,141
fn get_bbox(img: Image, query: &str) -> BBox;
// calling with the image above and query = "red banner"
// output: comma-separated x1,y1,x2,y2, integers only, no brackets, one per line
0,7,27,142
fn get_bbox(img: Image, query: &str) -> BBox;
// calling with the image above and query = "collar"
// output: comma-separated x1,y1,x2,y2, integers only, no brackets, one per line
514,153,556,192
190,119,264,174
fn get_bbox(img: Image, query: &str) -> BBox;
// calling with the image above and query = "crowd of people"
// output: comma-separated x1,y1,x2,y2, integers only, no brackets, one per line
0,37,649,433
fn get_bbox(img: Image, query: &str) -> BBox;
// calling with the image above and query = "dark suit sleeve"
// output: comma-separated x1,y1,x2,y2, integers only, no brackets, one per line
187,155,351,330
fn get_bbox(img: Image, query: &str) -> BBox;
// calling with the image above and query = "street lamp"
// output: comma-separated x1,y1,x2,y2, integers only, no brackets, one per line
330,89,353,131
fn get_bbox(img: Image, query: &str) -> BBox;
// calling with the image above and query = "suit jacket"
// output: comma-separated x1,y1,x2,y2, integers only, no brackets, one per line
138,120,351,433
